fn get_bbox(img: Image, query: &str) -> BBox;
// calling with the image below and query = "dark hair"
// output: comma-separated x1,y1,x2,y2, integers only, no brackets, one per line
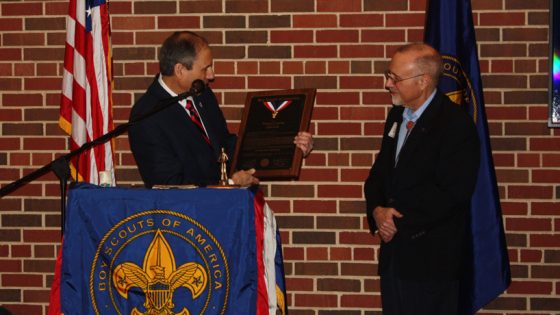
159,31,209,76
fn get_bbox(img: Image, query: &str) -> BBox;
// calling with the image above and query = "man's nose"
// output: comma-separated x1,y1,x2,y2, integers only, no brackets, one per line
207,67,215,80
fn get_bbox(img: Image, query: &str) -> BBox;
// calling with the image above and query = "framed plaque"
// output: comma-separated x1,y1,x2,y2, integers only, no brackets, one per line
230,88,316,180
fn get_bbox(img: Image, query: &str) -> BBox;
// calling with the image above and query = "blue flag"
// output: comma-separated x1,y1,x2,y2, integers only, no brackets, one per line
424,0,511,313
56,184,286,314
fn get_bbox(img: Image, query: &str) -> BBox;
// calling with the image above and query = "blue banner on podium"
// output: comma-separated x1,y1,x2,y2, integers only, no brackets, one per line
56,184,286,315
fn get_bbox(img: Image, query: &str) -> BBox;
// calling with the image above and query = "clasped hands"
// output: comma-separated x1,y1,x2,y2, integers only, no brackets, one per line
373,206,403,243
231,131,314,187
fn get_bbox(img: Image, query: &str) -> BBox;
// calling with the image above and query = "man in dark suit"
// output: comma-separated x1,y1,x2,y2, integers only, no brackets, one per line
128,31,313,188
364,43,480,314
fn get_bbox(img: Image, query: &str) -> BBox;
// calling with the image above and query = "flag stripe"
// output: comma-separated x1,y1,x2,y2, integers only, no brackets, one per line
59,0,115,185
254,190,270,314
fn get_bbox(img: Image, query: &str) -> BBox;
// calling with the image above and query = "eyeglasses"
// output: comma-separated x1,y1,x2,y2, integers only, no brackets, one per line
384,70,424,83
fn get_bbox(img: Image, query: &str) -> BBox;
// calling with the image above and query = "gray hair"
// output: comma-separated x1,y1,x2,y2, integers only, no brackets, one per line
396,43,443,83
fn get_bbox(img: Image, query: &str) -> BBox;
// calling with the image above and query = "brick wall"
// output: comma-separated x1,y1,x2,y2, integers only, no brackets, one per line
0,0,558,314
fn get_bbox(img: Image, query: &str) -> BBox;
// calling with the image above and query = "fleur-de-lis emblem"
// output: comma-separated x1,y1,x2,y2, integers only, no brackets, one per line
112,229,208,315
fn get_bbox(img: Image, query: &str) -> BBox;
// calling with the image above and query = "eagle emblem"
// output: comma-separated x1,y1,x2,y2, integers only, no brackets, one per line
112,229,208,315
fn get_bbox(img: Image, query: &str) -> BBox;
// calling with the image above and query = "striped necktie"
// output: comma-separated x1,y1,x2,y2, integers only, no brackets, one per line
186,99,211,145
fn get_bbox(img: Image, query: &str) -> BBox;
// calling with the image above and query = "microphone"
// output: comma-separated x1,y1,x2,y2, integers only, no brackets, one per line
190,79,205,95
176,79,206,100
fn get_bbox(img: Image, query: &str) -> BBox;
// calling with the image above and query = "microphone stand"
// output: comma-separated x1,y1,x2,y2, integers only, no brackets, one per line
0,81,204,234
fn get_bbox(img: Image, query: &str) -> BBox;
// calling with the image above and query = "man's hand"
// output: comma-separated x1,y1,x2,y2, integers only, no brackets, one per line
231,168,259,187
372,206,403,243
294,132,313,157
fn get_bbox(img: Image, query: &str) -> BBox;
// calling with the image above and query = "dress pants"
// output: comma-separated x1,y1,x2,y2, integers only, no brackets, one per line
380,258,459,315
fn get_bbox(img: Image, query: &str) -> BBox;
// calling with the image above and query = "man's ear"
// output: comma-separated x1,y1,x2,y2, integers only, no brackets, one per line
173,63,183,77
419,74,430,90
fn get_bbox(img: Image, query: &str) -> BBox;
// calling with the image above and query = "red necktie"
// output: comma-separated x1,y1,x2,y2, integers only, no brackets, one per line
186,100,211,145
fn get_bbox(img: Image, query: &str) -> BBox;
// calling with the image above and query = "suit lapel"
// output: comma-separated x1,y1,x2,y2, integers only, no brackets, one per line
384,106,404,165
395,92,444,166
150,80,215,154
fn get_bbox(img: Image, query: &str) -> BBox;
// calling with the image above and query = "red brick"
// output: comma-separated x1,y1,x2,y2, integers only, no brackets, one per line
2,274,42,287
317,0,362,12
517,153,540,167
486,106,527,120
328,60,350,73
316,92,360,105
520,249,543,263
318,184,362,198
0,18,23,31
530,235,560,248
24,77,62,91
501,202,528,215
23,138,66,151
363,29,406,42
353,247,375,261
363,92,391,105
317,30,359,43
532,170,560,183
299,168,338,181
210,76,245,89
331,247,352,260
23,230,60,243
530,138,560,151
341,294,379,308
0,246,8,257
341,45,384,58
45,2,68,15
508,281,552,295
480,13,526,26
23,289,51,303
351,153,374,167
318,122,361,135
11,245,31,258
341,168,370,182
294,45,338,59
306,247,328,260
236,61,258,74
247,76,291,89
285,277,313,291
386,13,425,27
258,61,280,74
508,186,553,199
294,293,338,307
283,247,304,260
340,231,377,245
506,218,551,232
112,16,155,30
340,76,383,89
293,200,336,214
293,14,338,28
0,260,21,272
340,14,383,28
2,3,43,16
0,48,21,61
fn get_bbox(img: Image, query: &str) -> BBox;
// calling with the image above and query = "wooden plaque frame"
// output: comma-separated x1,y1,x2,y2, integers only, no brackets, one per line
230,88,316,180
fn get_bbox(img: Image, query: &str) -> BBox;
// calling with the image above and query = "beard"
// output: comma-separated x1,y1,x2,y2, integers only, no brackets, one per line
390,92,404,106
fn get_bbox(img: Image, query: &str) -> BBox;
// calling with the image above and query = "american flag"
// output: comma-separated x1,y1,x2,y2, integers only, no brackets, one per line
59,0,115,185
